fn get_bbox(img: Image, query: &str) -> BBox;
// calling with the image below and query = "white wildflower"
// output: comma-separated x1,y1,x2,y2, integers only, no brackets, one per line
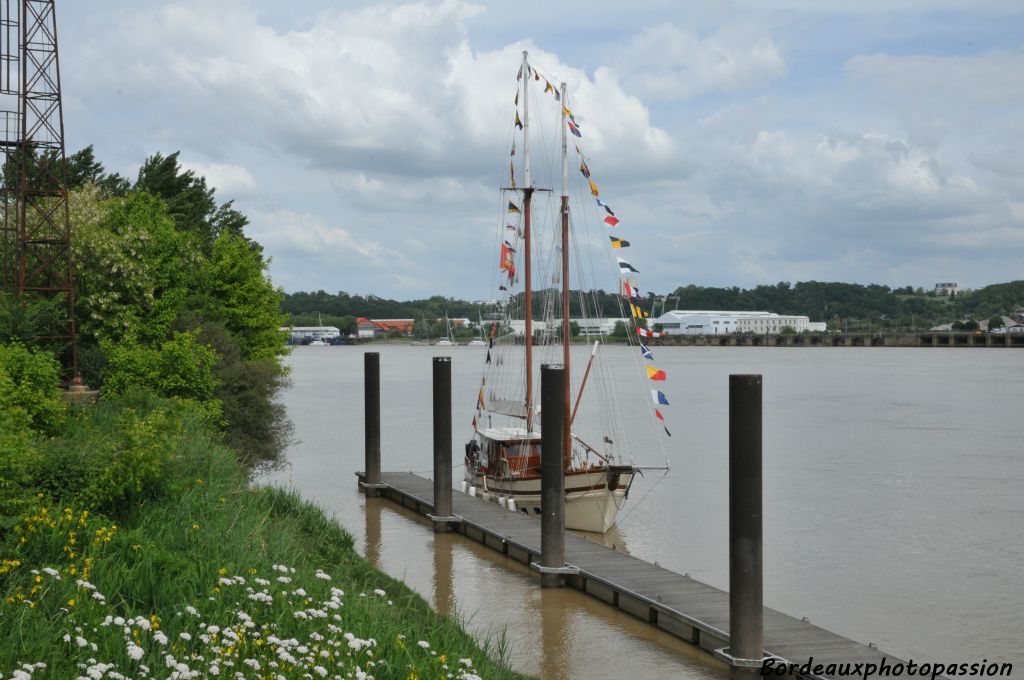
76,636,89,647
314,570,331,581
275,576,291,584
179,632,192,641
153,630,169,645
127,642,145,660
417,640,430,649
42,567,60,578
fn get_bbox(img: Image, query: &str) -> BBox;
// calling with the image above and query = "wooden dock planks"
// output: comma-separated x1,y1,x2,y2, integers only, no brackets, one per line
359,471,911,679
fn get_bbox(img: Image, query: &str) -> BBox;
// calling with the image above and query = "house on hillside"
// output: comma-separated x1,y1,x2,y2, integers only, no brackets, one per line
356,318,415,338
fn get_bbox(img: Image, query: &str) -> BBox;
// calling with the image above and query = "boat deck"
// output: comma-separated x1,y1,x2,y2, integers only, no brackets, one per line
358,470,915,680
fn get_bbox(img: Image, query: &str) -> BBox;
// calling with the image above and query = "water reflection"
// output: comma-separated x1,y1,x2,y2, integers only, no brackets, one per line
572,525,628,553
433,533,455,617
540,588,569,679
364,496,381,567
352,488,727,679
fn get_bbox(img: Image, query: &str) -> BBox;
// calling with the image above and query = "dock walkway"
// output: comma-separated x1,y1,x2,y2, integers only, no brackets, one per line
358,471,909,679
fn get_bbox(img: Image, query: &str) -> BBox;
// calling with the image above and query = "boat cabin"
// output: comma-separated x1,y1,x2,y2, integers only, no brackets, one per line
469,427,542,477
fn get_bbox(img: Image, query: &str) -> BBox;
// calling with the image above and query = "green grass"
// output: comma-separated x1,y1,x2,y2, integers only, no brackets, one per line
1,395,530,680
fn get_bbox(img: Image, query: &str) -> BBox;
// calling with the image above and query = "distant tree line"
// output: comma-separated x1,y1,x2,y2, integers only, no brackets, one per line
283,280,1024,334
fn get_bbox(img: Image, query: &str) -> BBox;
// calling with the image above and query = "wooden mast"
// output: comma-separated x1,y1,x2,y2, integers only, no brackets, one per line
522,50,535,432
560,82,572,470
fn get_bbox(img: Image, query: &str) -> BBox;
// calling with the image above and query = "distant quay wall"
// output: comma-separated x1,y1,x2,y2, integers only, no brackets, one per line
649,332,1024,348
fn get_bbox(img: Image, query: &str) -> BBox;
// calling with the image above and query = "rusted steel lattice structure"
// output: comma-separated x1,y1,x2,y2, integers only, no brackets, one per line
0,0,77,377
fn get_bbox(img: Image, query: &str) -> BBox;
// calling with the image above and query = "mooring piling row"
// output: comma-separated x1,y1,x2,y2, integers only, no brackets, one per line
429,356,460,531
719,374,766,676
537,363,570,587
360,351,383,496
357,353,912,679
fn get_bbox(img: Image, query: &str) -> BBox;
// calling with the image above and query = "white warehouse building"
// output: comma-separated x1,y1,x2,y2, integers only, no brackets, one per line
507,318,629,337
653,310,811,335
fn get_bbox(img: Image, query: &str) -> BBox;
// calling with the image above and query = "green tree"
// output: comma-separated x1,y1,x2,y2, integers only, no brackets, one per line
197,233,287,362
988,316,1005,331
134,152,218,249
70,186,195,347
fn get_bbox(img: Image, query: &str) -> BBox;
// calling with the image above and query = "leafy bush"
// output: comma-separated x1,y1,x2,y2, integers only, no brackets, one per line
175,316,292,472
30,392,210,514
101,331,222,424
0,343,66,434
0,292,67,344
0,375,39,517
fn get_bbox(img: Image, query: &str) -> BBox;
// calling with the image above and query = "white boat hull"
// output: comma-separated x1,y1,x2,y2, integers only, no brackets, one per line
464,468,633,534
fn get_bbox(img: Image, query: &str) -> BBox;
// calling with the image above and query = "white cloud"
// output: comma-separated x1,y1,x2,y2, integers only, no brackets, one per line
248,209,392,260
179,161,256,197
94,0,671,181
616,24,787,100
843,50,1024,151
63,1,1024,296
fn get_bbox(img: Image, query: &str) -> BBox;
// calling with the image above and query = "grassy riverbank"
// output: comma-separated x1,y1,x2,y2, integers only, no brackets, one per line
0,390,527,680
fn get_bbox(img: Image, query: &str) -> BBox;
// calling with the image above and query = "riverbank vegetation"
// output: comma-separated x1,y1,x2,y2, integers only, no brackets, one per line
282,281,1024,335
1,147,529,679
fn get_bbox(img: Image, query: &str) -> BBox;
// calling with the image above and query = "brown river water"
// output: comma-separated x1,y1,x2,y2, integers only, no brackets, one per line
263,344,1024,679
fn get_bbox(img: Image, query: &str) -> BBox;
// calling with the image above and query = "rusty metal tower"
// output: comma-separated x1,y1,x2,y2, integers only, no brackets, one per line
0,0,77,378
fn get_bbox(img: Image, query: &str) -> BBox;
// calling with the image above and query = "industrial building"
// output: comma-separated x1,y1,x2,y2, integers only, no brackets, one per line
506,318,630,337
652,310,813,335
282,326,341,344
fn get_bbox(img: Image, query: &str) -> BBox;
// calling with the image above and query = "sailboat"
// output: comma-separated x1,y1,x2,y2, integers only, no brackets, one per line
468,310,487,346
464,52,670,534
309,313,329,346
435,311,456,346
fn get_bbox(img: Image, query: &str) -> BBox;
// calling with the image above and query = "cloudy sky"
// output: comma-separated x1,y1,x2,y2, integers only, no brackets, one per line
60,0,1023,299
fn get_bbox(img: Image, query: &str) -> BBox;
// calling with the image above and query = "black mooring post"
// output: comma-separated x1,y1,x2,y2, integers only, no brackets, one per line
539,363,566,587
361,352,382,496
430,356,455,531
727,374,764,675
